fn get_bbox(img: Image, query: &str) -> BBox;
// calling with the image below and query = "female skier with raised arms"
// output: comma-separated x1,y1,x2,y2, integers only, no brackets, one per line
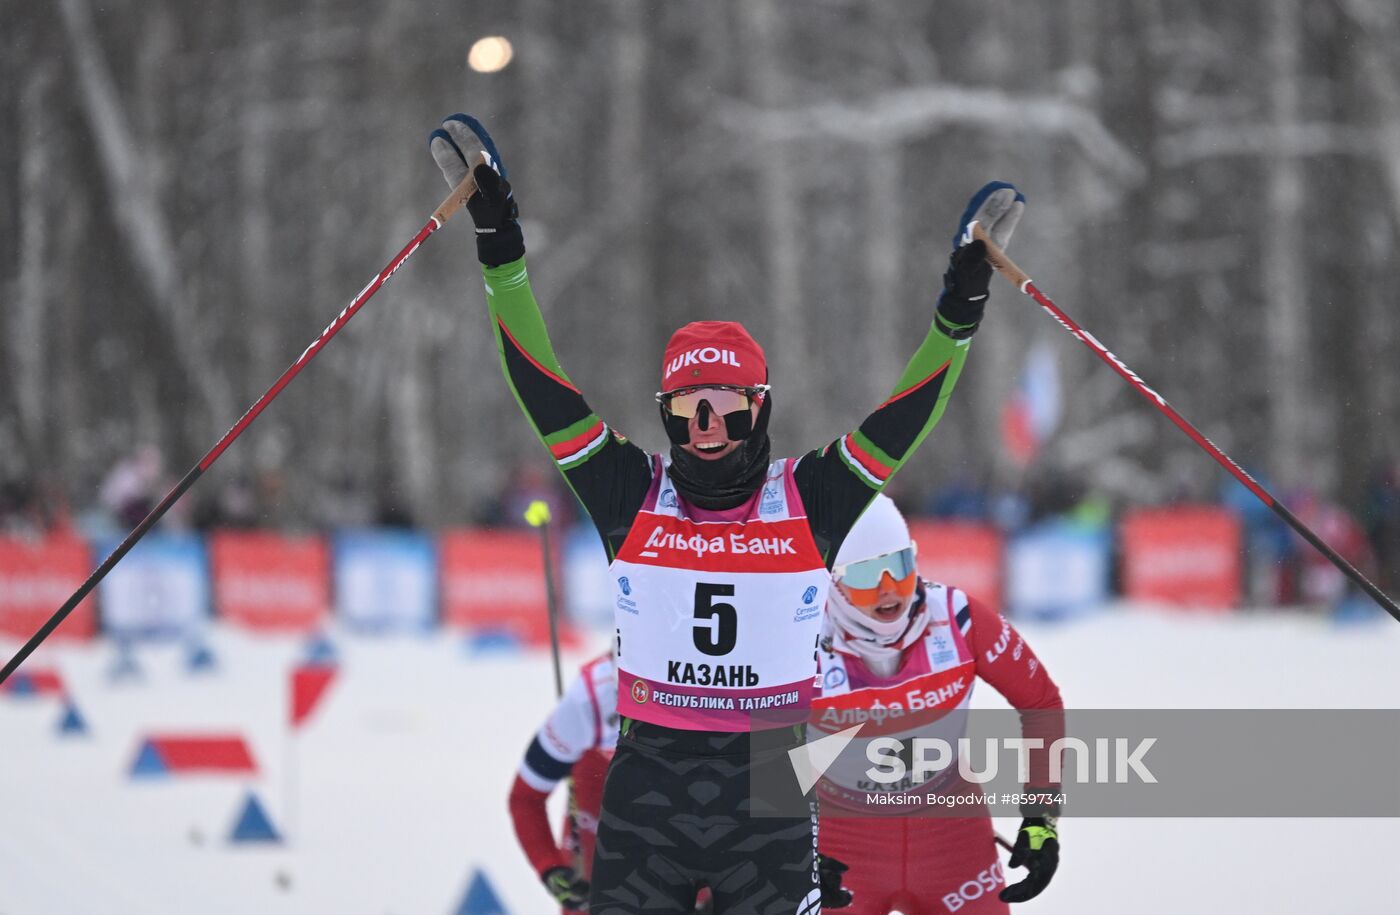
429,113,1025,914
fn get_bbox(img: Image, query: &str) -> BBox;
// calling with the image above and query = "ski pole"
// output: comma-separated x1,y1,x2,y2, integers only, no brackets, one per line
970,223,1400,623
524,498,587,875
0,157,486,686
524,499,565,696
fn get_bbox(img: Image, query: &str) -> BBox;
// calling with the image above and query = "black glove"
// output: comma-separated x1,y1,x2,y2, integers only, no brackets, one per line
999,816,1059,903
541,865,590,910
466,163,524,266
817,853,853,908
429,114,525,267
934,239,993,338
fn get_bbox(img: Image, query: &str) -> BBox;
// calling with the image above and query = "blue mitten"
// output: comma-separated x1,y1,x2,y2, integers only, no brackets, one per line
935,181,1027,338
429,114,523,266
953,181,1026,251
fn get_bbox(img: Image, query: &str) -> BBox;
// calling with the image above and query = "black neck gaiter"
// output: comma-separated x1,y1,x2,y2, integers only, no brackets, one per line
667,396,773,511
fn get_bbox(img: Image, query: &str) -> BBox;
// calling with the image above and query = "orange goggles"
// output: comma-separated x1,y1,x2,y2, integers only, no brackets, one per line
655,384,768,419
833,546,918,603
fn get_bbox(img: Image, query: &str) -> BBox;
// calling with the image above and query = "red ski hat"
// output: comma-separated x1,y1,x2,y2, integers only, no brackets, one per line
660,321,767,393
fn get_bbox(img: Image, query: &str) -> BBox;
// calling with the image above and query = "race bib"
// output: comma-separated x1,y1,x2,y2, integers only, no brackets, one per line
611,459,828,731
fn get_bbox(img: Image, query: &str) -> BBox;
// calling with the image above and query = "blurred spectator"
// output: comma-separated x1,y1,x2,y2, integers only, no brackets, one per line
1363,460,1400,593
479,464,575,530
1292,490,1376,615
923,474,989,521
1024,468,1088,523
1065,490,1112,531
0,476,37,537
99,443,186,530
375,481,416,529
255,467,288,522
1220,470,1293,606
0,475,69,538
193,474,260,530
988,488,1030,532
317,471,375,529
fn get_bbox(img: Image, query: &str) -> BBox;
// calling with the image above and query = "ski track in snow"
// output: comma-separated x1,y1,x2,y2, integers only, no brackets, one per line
2,604,1398,914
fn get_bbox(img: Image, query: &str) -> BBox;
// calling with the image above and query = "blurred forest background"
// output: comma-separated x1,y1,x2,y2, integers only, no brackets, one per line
1,0,1398,541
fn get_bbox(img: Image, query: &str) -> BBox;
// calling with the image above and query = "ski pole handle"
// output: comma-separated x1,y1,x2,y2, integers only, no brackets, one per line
430,151,486,227
970,223,1032,292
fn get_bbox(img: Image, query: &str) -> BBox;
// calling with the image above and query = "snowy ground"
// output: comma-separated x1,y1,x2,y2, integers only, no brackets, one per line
2,605,1398,915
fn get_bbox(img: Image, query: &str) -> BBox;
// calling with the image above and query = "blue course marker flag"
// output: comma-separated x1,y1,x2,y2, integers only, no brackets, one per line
303,632,338,666
108,640,142,682
454,869,511,915
57,701,88,736
229,791,281,844
186,642,217,673
129,740,169,778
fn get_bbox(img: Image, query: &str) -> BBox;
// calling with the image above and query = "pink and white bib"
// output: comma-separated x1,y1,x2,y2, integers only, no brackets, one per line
813,583,978,806
611,457,828,732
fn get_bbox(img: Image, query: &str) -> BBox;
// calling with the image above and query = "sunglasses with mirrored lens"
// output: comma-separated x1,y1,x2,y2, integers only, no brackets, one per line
833,545,918,596
655,385,768,419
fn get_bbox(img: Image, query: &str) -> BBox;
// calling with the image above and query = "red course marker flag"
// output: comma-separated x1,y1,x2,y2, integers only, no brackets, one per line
290,664,337,729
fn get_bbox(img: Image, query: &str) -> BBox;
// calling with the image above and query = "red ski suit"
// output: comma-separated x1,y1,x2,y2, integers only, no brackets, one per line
508,652,617,908
816,583,1063,915
508,650,714,912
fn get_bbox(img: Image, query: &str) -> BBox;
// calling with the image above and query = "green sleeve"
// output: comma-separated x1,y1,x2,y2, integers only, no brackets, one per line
480,257,652,557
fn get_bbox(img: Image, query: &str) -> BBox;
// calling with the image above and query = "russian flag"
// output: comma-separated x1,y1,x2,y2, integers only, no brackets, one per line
1001,342,1061,467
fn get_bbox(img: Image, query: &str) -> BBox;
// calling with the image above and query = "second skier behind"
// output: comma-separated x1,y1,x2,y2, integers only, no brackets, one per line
508,649,618,912
814,495,1065,914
